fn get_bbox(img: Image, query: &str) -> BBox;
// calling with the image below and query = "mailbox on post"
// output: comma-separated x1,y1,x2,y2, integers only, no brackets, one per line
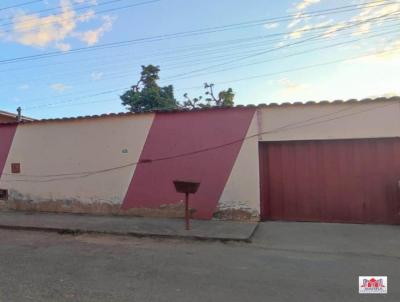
173,180,200,230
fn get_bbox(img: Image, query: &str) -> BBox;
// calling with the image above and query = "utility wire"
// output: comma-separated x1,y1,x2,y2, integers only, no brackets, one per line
3,14,399,84
162,26,400,82
38,25,399,90
0,0,42,11
24,88,127,110
20,42,400,111
3,10,399,99
0,0,161,31
2,1,396,109
55,21,398,86
3,25,388,87
0,0,126,24
165,10,400,80
2,100,397,182
173,45,400,92
0,0,396,66
3,12,398,75
209,46,400,87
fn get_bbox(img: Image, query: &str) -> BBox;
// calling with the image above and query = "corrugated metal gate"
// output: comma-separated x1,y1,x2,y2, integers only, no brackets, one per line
259,138,400,224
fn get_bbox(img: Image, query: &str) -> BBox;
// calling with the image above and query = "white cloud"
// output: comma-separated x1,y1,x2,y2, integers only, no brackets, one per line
271,78,312,100
350,1,400,36
56,42,71,51
50,83,69,92
4,0,114,50
319,1,400,39
351,39,400,63
90,71,103,80
73,15,113,46
286,1,320,32
275,40,286,47
18,84,30,90
288,19,332,39
264,22,279,29
287,0,400,42
295,0,320,11
287,12,304,28
289,24,312,39
383,91,400,97
322,22,346,38
352,22,371,36
278,78,310,94
77,9,96,22
74,0,98,4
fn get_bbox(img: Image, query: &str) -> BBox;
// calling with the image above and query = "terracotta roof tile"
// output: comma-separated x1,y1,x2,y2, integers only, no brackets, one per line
1,96,399,125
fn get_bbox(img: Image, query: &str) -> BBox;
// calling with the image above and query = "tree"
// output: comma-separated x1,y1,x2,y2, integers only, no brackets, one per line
182,94,205,109
182,83,235,109
121,65,178,112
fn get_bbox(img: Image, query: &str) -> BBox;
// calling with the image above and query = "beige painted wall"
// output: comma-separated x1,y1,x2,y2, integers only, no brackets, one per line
218,111,260,218
1,99,399,219
0,114,154,206
259,100,400,141
218,99,400,219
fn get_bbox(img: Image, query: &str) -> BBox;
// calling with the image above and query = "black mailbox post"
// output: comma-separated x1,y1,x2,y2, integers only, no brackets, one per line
173,180,200,230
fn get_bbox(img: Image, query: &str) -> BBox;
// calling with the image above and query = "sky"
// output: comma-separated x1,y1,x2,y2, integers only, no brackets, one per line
0,0,399,119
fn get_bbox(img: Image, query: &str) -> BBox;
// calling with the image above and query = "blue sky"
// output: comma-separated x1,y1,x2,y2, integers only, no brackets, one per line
0,0,399,119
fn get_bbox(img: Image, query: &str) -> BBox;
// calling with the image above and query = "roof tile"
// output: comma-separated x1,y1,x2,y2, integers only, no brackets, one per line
1,96,399,125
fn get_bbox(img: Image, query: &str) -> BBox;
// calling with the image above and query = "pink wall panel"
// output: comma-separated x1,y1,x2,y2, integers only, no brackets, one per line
122,108,255,219
0,124,17,177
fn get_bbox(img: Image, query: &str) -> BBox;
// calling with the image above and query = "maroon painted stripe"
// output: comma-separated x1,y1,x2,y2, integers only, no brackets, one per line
0,124,17,178
122,108,255,219
262,139,400,224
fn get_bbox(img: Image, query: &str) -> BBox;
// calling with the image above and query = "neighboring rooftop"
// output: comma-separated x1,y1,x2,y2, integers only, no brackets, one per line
0,109,35,123
1,96,399,125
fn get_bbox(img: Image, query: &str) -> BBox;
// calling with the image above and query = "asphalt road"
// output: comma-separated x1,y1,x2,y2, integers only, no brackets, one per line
0,222,399,302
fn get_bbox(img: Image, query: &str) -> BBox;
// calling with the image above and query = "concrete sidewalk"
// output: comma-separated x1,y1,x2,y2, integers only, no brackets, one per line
0,211,258,242
253,221,400,258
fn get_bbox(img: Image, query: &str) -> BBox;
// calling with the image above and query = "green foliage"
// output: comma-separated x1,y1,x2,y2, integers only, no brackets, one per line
182,94,207,109
121,65,178,112
121,65,235,111
183,83,235,109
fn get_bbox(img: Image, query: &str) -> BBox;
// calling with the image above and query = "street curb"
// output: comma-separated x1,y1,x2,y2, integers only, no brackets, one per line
0,223,257,243
247,222,259,242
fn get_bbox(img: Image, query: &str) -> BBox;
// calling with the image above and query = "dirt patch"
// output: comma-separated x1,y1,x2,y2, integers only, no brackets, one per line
213,209,259,221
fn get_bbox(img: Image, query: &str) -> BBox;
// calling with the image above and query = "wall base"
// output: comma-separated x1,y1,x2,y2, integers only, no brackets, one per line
0,200,259,221
0,200,186,218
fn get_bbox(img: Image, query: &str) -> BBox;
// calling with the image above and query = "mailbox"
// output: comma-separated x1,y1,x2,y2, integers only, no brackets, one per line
173,180,200,230
173,181,200,194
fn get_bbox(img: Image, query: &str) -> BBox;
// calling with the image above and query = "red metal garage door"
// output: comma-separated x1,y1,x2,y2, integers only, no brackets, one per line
260,139,400,224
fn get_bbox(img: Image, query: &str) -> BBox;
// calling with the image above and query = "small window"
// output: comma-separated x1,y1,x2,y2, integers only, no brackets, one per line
11,163,20,174
0,189,8,200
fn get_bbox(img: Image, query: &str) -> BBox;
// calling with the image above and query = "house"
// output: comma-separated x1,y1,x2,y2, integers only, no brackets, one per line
0,96,399,224
0,109,35,123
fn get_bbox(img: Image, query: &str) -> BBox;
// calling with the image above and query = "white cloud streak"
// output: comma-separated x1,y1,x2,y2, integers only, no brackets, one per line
264,22,280,29
90,71,103,80
3,0,114,51
50,83,69,92
296,0,320,11
286,0,400,43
